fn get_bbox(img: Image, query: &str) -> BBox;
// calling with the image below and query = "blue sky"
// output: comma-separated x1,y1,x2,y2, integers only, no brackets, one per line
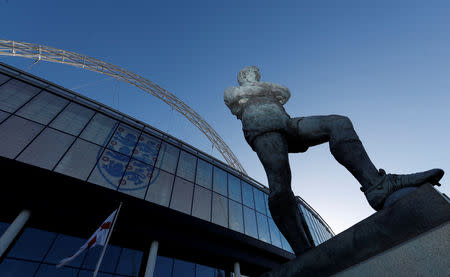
1,0,449,233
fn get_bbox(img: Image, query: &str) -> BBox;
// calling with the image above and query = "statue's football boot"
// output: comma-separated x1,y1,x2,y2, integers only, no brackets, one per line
362,168,444,211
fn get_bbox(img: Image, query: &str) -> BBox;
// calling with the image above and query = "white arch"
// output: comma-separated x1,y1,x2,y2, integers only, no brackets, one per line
0,39,247,174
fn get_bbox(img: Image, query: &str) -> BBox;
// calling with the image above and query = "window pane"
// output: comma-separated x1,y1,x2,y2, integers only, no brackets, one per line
145,169,174,207
8,227,56,261
195,159,212,189
0,79,41,112
268,217,282,248
78,270,114,277
16,91,68,124
229,200,244,233
55,139,102,180
80,113,118,146
253,188,266,215
170,177,194,214
82,245,121,273
196,264,215,277
213,167,227,196
155,142,180,174
0,258,39,276
0,73,10,84
176,150,197,182
50,102,95,135
118,159,153,199
228,174,241,203
132,132,161,166
17,128,75,170
88,150,129,190
0,110,10,123
0,115,43,158
281,233,294,253
35,263,77,277
264,193,271,218
107,124,140,156
115,248,143,276
242,182,255,209
154,256,173,277
212,193,228,228
173,259,195,277
192,185,212,221
243,206,258,239
44,234,87,267
256,213,271,244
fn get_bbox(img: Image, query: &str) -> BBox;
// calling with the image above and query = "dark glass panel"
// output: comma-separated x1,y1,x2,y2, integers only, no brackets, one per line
16,91,68,124
212,167,227,196
35,263,77,277
170,177,194,214
268,217,282,248
241,182,255,209
0,110,10,122
8,227,57,261
196,264,215,277
0,115,44,158
155,142,180,174
253,188,267,215
132,132,161,166
81,245,121,273
119,159,153,199
256,213,271,243
0,72,10,84
145,169,174,207
172,259,195,277
212,193,228,228
50,102,95,135
243,206,258,239
176,150,197,182
88,150,130,190
17,128,75,170
44,234,87,267
0,222,9,234
0,79,41,112
107,124,140,156
191,185,212,221
115,248,143,276
228,174,241,203
80,113,118,147
229,200,244,233
54,139,102,180
0,258,39,276
280,233,294,253
195,159,212,189
154,256,173,277
264,193,271,218
78,270,114,277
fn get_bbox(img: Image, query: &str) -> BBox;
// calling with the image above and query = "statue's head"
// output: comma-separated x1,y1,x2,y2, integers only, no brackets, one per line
238,66,261,86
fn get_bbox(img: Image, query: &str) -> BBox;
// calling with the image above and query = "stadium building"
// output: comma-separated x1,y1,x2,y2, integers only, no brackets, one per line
0,61,334,277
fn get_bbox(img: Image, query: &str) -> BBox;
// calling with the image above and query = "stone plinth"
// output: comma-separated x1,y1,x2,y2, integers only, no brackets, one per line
261,184,450,277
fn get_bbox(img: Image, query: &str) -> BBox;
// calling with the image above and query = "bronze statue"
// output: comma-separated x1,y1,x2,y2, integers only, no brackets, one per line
224,66,444,255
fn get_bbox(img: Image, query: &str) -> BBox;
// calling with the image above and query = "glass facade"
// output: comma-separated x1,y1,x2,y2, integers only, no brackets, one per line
0,223,143,277
0,64,334,276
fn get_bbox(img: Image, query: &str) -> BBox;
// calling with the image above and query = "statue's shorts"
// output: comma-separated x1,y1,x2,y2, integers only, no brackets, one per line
244,117,309,154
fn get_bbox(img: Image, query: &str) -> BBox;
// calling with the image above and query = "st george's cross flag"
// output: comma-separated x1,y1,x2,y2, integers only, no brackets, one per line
56,209,118,268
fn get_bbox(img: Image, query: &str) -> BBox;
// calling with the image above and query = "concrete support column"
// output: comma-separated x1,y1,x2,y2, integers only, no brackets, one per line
144,241,159,277
234,262,241,277
0,209,31,258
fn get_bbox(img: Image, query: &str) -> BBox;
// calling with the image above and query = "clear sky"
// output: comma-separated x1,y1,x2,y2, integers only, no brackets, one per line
1,0,449,234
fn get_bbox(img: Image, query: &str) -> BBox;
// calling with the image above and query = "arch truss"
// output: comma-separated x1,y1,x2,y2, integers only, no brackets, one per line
0,39,247,174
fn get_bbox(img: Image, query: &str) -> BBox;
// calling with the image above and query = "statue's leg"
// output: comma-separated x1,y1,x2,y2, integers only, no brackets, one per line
295,115,444,210
253,132,312,256
294,115,380,190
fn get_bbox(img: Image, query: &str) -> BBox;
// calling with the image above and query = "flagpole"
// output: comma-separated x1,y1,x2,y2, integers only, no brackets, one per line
92,202,122,277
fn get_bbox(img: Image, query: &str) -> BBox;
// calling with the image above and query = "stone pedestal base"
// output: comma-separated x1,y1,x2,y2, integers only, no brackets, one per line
261,184,450,277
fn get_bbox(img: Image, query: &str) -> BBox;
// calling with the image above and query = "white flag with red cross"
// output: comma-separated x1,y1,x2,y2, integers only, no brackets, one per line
56,209,118,268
